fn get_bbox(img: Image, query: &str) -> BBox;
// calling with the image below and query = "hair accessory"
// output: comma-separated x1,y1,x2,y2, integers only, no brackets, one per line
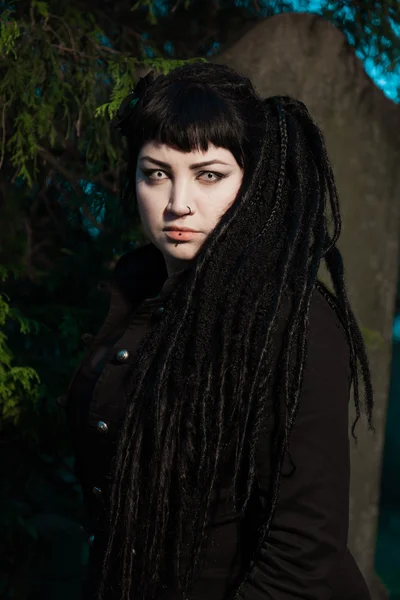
114,70,155,133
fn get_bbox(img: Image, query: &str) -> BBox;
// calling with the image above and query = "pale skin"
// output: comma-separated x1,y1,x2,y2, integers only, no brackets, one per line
135,141,244,276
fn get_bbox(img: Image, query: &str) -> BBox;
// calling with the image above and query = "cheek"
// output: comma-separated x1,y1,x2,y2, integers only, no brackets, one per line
212,176,242,214
136,183,158,226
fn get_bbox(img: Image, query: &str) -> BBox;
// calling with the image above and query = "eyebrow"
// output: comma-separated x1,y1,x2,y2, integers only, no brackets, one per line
139,156,230,169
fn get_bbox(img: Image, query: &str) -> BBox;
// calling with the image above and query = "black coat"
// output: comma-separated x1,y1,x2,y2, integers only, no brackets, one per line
61,244,372,600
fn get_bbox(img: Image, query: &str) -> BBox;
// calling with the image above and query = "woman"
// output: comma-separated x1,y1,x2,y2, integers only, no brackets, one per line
64,62,373,600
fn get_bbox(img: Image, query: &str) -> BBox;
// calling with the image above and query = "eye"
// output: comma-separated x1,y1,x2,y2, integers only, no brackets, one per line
198,171,225,183
143,169,168,182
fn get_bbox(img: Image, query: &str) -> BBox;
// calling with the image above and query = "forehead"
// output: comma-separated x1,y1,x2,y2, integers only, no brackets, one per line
138,141,238,165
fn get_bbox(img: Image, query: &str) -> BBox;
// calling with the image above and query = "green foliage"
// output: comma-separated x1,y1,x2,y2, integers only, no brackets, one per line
0,242,115,596
33,0,50,19
0,14,20,59
0,291,40,428
0,1,198,191
95,56,205,120
131,0,158,25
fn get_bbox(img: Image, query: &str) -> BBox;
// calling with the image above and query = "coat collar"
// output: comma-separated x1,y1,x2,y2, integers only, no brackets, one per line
95,243,189,342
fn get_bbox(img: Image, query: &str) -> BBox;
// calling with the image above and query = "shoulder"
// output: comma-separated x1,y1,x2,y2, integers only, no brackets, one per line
308,285,350,360
287,286,353,459
275,283,349,356
302,285,352,396
274,284,352,388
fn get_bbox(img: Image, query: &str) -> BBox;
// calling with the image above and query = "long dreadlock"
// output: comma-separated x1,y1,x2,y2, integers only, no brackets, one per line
98,63,373,600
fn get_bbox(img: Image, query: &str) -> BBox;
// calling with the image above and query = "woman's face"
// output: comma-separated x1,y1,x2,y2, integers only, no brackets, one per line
136,141,244,276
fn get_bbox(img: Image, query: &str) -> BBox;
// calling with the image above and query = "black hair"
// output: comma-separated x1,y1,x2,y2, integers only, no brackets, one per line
99,62,373,600
118,63,266,217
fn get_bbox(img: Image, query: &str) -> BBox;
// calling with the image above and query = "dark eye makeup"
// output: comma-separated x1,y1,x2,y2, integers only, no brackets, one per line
141,168,227,183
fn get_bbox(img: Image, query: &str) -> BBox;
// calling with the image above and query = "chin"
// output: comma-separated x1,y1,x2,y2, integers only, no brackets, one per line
163,243,200,262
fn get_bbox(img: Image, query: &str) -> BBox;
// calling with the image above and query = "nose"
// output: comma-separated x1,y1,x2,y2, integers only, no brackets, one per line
167,180,195,216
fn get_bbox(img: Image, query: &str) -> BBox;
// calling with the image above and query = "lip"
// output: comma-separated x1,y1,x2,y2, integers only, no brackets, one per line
164,228,200,242
164,226,200,232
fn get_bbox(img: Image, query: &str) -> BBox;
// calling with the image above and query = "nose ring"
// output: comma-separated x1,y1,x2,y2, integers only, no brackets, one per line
182,206,192,218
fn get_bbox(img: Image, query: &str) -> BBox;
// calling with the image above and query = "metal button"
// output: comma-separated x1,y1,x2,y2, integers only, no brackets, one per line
92,486,102,499
116,349,129,362
132,548,136,556
88,534,95,546
96,420,108,434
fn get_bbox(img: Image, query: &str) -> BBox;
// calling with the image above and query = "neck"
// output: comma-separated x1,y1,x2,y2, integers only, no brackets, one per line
164,256,193,278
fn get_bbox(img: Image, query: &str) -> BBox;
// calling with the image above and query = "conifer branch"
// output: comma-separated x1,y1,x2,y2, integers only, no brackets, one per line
0,100,8,172
37,147,105,231
50,44,98,60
